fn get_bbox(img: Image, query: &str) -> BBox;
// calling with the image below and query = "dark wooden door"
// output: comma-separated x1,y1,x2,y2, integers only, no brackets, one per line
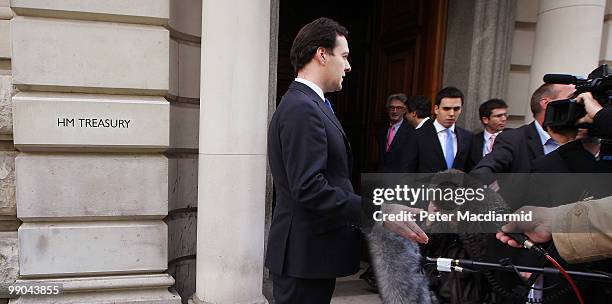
365,0,447,172
277,0,447,189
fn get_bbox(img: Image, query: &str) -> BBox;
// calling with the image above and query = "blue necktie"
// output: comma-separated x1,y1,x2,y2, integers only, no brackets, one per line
323,98,334,114
444,128,454,169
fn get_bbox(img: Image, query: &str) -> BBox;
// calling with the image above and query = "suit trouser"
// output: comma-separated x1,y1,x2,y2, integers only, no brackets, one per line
272,272,336,304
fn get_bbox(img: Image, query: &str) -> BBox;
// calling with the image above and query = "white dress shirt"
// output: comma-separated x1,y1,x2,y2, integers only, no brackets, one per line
433,119,457,158
416,117,430,130
295,78,325,102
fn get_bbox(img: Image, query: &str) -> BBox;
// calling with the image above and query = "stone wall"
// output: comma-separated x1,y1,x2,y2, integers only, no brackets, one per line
8,1,180,303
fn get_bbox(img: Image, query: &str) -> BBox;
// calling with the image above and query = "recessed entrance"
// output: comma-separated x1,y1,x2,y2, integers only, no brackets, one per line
273,0,448,300
277,0,447,180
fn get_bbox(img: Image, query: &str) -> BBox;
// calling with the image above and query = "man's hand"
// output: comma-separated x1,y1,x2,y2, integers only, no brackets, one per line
381,203,429,244
576,92,603,124
496,206,553,248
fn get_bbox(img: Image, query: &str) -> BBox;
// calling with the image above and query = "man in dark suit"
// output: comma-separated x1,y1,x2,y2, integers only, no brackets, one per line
265,18,361,304
377,93,415,172
472,83,575,175
402,87,473,173
470,83,575,303
469,99,508,167
405,95,432,130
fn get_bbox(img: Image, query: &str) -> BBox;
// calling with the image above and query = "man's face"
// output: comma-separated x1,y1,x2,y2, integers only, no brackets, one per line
387,99,407,124
435,97,462,128
482,107,508,133
322,35,351,92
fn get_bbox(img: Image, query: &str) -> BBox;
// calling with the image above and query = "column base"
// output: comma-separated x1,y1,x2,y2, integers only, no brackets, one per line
9,274,181,304
189,294,268,304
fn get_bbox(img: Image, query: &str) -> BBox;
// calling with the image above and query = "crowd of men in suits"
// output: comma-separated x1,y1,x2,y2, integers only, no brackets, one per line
377,86,514,176
372,84,612,304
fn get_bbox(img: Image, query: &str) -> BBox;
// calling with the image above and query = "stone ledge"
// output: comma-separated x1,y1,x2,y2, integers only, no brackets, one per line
16,153,168,221
10,288,181,304
13,92,169,152
18,221,168,277
10,0,168,26
16,274,175,292
12,17,169,93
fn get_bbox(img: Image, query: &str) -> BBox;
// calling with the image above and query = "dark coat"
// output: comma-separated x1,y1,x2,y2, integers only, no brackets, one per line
377,121,415,173
265,81,361,279
401,119,474,173
471,122,544,174
468,131,486,169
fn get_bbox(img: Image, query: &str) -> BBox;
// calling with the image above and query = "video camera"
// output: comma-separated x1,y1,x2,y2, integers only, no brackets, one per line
543,64,612,129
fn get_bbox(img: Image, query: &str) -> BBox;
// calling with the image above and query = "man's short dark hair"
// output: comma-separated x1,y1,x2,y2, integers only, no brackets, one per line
435,86,464,106
479,98,508,120
407,95,432,118
386,93,408,108
530,83,557,116
290,17,348,74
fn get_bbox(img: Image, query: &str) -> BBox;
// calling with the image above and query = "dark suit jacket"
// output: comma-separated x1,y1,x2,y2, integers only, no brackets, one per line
471,122,545,210
401,120,473,173
377,121,414,173
469,131,485,169
265,81,361,279
528,140,612,206
468,129,512,170
472,122,544,174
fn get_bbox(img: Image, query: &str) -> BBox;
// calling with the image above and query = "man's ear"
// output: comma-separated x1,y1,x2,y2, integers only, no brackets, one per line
482,117,489,126
540,97,550,110
316,47,326,64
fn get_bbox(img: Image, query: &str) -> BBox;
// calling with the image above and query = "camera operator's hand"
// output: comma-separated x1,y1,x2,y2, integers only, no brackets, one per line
496,206,553,248
382,203,429,244
576,92,603,124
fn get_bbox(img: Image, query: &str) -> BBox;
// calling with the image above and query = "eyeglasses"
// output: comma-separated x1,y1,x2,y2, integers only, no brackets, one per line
388,106,406,111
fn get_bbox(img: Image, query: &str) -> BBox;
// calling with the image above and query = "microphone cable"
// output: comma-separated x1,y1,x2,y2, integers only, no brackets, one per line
506,233,584,304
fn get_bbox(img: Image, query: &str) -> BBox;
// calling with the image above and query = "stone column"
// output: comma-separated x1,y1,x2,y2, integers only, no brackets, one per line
444,0,517,131
525,0,605,120
193,0,270,303
9,1,180,303
0,3,18,303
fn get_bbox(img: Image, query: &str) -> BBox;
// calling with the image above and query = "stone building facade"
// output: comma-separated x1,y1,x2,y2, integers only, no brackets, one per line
0,0,610,303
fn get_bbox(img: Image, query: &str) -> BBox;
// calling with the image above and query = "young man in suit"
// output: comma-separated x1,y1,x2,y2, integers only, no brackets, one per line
377,93,415,173
265,18,361,304
402,86,473,173
469,99,508,167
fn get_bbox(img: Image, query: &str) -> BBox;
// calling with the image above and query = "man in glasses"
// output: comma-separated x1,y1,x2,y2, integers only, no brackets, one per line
469,98,509,167
377,93,415,173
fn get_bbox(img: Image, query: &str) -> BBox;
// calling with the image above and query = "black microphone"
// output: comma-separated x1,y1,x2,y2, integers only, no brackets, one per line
543,74,579,84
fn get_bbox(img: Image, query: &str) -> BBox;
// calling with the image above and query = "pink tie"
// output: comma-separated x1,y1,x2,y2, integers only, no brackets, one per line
486,133,497,154
386,126,396,152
